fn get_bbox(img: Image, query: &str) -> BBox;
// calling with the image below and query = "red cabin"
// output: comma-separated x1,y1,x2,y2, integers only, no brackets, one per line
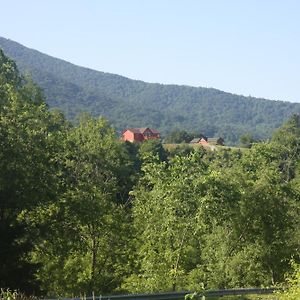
122,127,160,142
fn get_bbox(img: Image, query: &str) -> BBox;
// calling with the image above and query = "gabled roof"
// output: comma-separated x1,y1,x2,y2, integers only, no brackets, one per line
125,128,144,134
124,127,160,134
190,138,202,144
147,128,160,134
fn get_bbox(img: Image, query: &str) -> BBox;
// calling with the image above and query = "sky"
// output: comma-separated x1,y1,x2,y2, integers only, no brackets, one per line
0,0,300,102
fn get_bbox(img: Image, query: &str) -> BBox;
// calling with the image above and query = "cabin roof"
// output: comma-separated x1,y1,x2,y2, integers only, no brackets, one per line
125,127,160,134
190,138,202,143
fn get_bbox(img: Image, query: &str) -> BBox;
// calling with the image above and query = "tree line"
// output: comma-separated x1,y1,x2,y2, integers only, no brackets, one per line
0,49,300,297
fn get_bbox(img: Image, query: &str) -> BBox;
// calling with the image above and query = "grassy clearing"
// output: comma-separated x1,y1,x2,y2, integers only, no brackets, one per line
163,143,248,152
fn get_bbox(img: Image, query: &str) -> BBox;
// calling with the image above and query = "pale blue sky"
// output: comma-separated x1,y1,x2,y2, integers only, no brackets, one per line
1,0,300,102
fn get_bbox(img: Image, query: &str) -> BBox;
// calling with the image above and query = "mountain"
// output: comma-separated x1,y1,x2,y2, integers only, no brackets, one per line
1,36,300,144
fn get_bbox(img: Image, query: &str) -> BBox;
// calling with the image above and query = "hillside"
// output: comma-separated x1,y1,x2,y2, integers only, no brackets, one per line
1,36,300,144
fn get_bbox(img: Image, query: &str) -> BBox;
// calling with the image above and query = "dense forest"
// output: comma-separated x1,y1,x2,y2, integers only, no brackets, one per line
1,37,300,145
1,49,300,298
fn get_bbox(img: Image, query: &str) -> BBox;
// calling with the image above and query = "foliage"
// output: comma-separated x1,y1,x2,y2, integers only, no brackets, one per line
167,144,197,158
164,130,202,144
0,49,66,293
239,133,258,148
277,262,300,299
123,151,209,292
124,115,300,292
0,289,18,300
0,289,38,300
22,116,135,296
138,139,168,162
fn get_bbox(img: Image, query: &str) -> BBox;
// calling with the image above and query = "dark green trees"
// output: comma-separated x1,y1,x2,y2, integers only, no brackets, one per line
139,139,168,162
0,50,135,295
164,130,201,144
0,49,65,292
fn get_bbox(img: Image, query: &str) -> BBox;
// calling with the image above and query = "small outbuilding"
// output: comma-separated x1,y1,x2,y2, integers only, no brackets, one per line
190,137,225,146
190,138,202,144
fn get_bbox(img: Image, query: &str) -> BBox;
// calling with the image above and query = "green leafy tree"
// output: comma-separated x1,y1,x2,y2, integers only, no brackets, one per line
278,262,300,299
138,139,168,162
0,50,66,293
200,140,298,288
27,116,133,296
124,151,209,292
125,132,300,291
239,133,257,148
164,130,202,144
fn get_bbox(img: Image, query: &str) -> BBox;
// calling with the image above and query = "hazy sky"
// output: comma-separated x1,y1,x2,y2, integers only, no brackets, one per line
1,0,300,102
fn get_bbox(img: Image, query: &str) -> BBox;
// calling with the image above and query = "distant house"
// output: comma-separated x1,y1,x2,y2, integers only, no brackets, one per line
122,127,160,142
190,138,202,144
190,137,225,146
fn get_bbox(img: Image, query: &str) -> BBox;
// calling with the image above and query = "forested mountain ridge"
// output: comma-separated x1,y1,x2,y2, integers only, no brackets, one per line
1,36,300,144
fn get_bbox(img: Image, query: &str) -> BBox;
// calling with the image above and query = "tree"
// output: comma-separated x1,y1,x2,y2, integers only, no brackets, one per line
0,50,66,293
125,136,299,291
164,130,201,144
27,116,133,296
239,133,257,148
124,151,209,292
138,139,168,162
278,262,300,299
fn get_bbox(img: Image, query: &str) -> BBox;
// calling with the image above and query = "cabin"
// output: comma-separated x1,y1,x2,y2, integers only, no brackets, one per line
190,137,225,146
122,127,160,142
190,138,202,144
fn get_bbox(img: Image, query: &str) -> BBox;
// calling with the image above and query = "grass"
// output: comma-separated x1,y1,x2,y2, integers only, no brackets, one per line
163,143,248,152
185,296,277,300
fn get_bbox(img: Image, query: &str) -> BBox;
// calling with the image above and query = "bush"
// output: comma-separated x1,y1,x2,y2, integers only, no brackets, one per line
278,262,300,299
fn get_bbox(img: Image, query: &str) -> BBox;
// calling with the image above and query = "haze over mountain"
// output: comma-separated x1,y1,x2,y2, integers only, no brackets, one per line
1,36,300,144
